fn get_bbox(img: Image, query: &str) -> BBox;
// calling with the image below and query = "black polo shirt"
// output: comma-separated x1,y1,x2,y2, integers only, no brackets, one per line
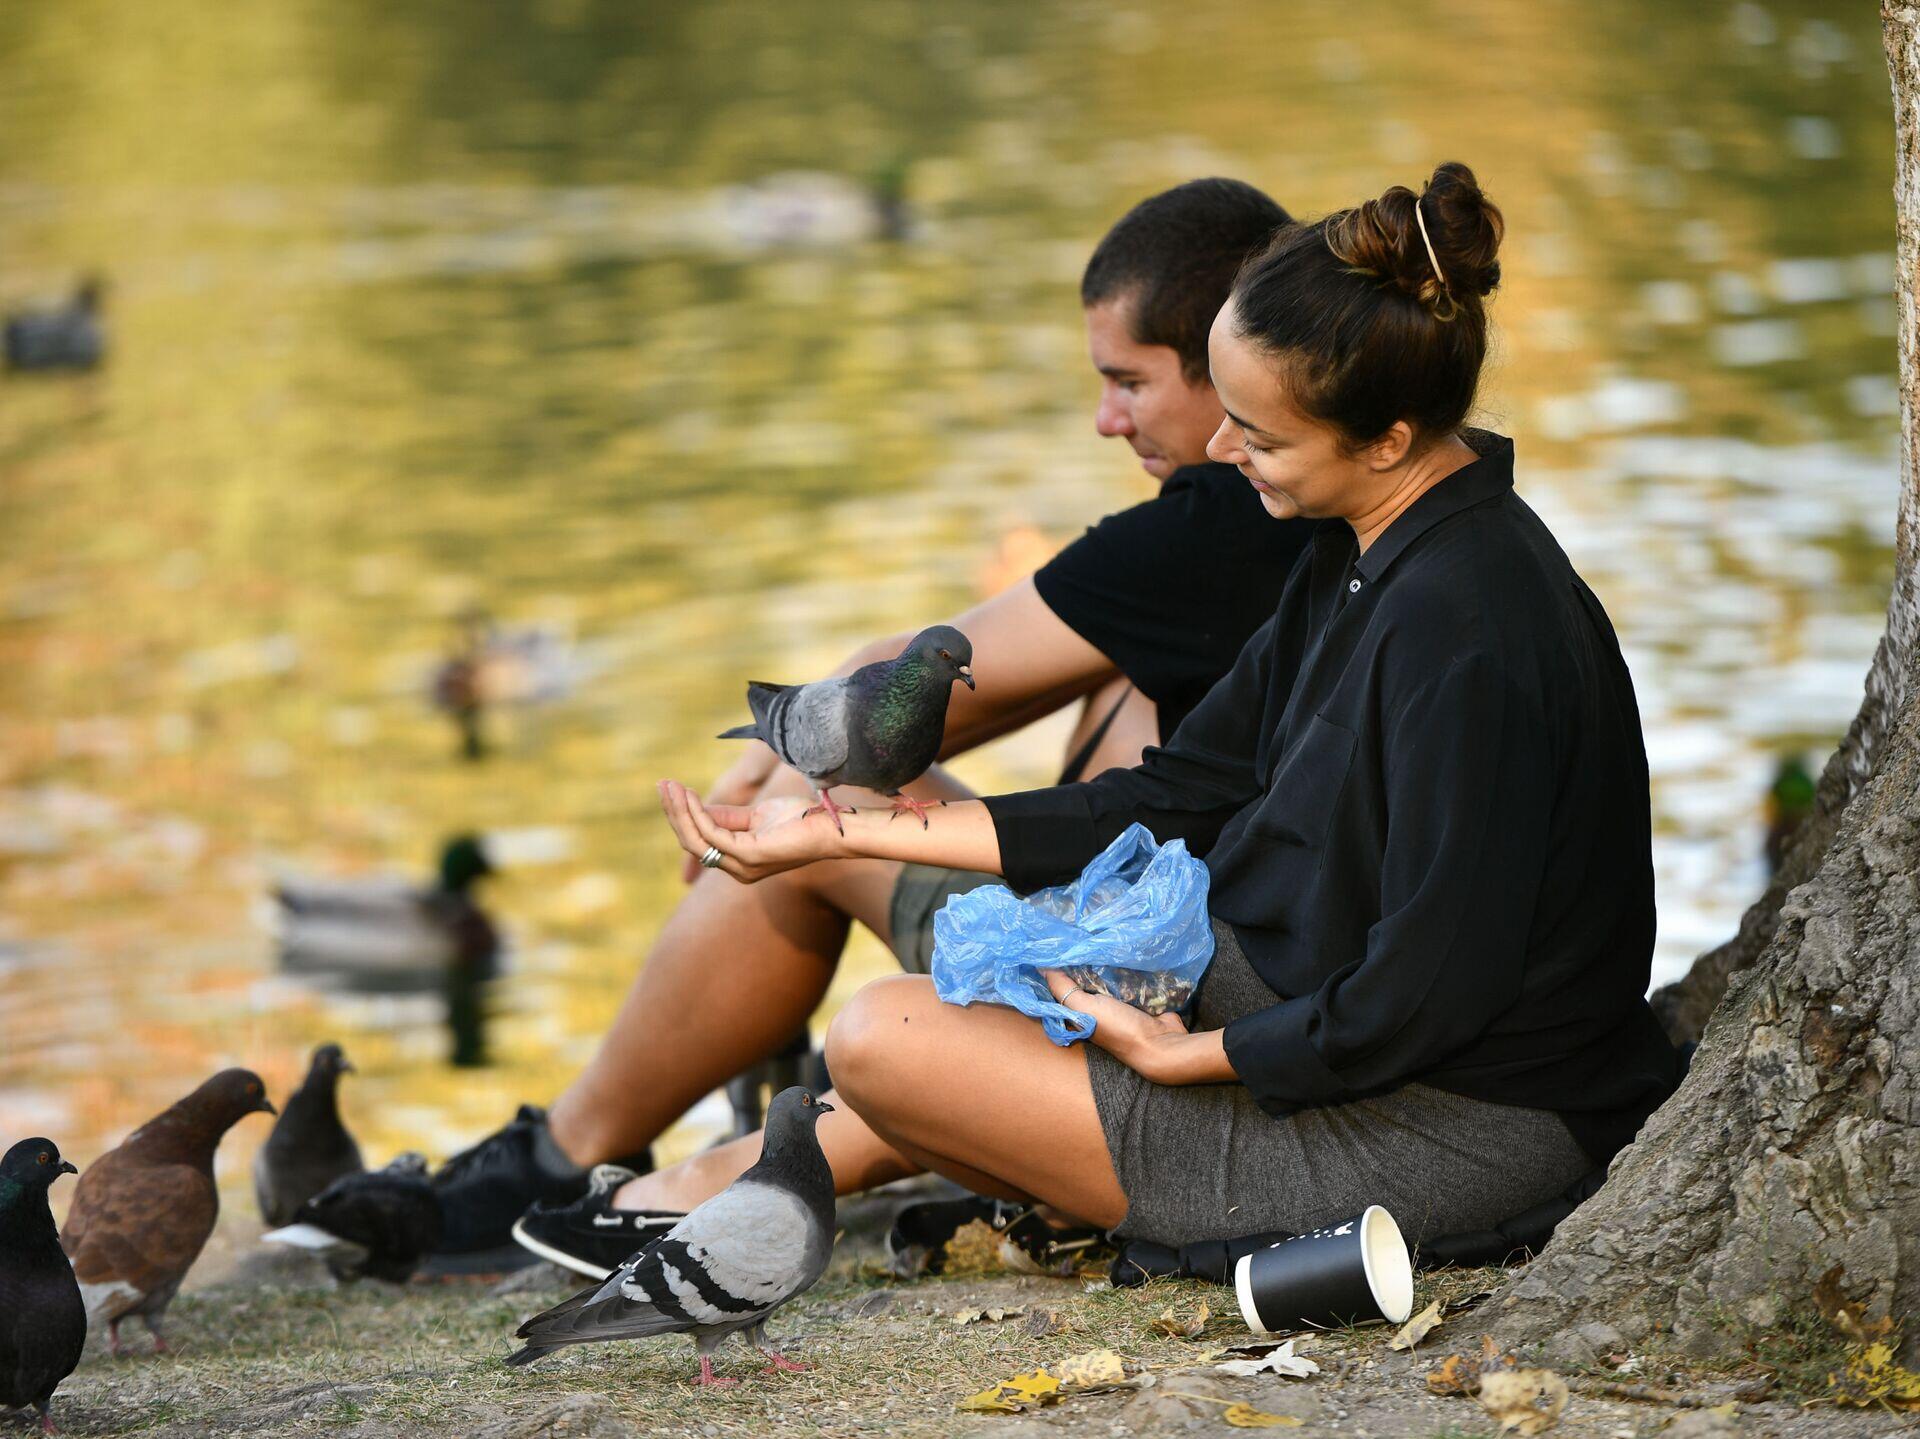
985,433,1680,1165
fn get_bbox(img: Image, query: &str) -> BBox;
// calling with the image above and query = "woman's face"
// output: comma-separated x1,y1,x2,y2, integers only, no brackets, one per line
1204,301,1391,523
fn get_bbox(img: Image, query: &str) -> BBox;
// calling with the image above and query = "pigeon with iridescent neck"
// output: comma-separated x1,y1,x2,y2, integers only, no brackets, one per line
0,1139,84,1432
718,626,974,830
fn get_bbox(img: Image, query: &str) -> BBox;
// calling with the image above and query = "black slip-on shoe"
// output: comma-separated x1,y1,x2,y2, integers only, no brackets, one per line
426,1105,653,1274
510,1164,684,1280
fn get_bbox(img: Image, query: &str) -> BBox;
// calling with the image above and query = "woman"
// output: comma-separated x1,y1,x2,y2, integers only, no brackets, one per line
652,163,1682,1247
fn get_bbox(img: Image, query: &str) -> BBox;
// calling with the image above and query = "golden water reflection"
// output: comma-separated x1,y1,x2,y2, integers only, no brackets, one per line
0,0,1899,1186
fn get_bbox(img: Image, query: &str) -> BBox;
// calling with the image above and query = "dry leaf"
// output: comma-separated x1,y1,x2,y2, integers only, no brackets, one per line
1476,1369,1569,1435
1023,1307,1062,1338
1216,1338,1321,1379
953,1305,1026,1326
1222,1402,1303,1428
1050,1349,1129,1389
1830,1340,1920,1409
957,1369,1062,1414
1813,1264,1896,1345
1152,1300,1212,1340
1441,1288,1496,1317
1389,1299,1444,1352
1427,1335,1520,1396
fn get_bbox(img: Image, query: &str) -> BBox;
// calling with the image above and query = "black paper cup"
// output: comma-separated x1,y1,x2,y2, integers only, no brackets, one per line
1233,1205,1413,1335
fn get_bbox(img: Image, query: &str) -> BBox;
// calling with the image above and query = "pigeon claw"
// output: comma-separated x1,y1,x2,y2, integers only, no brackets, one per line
804,789,847,836
759,1351,810,1374
886,794,934,830
694,1356,740,1387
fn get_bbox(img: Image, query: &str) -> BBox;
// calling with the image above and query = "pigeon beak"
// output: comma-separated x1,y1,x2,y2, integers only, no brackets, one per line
58,1160,77,1176
957,666,975,690
339,1060,356,1074
817,1101,836,1114
256,1098,278,1116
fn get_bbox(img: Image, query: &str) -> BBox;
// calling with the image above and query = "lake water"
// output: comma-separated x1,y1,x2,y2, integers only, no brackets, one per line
0,0,1900,1176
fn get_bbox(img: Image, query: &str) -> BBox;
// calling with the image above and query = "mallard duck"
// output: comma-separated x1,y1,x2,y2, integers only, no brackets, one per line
429,611,580,761
4,276,105,372
1764,753,1817,875
266,834,501,997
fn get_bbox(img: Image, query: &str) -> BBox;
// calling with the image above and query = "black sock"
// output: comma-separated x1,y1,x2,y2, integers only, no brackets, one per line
530,1120,586,1181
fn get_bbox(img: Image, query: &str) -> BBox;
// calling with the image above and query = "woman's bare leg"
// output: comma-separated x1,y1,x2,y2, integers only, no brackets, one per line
613,976,1126,1227
614,1088,921,1209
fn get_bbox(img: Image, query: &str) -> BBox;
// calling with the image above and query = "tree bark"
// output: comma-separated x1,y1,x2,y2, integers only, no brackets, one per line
1495,0,1920,1360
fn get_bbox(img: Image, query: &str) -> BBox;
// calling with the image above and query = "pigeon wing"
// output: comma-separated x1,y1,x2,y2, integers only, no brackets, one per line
648,1178,823,1318
62,1154,217,1300
750,679,851,785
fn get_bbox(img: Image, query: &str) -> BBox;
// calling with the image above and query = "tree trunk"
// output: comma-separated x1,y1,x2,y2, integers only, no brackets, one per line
1495,0,1920,1360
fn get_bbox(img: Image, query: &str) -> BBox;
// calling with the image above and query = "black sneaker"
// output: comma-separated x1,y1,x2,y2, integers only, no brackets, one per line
510,1164,683,1280
427,1105,653,1274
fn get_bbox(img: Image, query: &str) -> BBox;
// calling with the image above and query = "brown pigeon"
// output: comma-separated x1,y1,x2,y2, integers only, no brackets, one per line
60,1069,274,1355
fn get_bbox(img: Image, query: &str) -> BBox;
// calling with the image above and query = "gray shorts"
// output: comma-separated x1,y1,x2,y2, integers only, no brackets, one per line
886,864,998,974
1088,918,1593,1246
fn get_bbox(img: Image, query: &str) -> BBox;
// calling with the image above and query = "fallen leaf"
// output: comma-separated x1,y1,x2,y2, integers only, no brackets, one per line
1050,1349,1129,1389
1216,1338,1321,1379
1813,1264,1896,1345
1427,1336,1520,1396
1222,1402,1303,1427
1389,1299,1444,1352
1442,1288,1497,1317
1023,1307,1062,1338
1152,1300,1212,1340
1830,1340,1920,1409
957,1369,1063,1414
1476,1369,1569,1435
953,1305,1026,1326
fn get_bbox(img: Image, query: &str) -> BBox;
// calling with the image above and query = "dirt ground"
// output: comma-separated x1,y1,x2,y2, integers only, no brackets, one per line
22,1192,1919,1439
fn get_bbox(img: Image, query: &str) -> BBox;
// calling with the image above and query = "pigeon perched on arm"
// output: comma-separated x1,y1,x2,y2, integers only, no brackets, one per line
59,1069,274,1355
254,1043,364,1227
506,1087,836,1383
262,1153,441,1284
718,625,974,831
0,1139,85,1433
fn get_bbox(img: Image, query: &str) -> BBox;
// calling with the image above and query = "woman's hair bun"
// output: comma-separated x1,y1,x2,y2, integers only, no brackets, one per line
1324,162,1503,319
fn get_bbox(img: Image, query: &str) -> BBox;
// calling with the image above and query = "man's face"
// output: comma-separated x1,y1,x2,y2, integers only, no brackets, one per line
1085,294,1225,481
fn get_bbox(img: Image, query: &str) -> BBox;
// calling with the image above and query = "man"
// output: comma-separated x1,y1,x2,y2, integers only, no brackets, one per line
431,178,1313,1275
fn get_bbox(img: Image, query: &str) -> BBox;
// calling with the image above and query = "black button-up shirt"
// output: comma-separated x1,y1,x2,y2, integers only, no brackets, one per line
983,433,1680,1164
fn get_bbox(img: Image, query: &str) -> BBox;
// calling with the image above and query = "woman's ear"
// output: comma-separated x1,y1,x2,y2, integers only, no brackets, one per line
1362,421,1416,471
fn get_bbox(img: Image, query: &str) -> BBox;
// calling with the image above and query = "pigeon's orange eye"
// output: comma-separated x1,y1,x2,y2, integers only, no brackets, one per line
37,1153,49,1165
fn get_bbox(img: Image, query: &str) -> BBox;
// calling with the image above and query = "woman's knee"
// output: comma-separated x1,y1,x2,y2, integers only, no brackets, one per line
825,975,936,1107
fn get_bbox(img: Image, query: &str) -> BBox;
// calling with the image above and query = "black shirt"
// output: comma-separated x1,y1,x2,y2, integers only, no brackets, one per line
1035,463,1317,740
987,434,1680,1165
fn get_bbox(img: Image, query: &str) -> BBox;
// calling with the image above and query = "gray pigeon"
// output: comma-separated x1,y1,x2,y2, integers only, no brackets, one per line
3,277,104,372
255,1043,364,1226
506,1088,835,1383
718,625,974,830
0,1139,85,1433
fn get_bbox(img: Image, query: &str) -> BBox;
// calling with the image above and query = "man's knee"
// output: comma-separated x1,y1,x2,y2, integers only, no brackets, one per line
825,976,932,1107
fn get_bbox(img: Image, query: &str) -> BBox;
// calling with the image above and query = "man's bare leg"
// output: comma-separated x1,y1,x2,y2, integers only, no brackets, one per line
544,765,972,1167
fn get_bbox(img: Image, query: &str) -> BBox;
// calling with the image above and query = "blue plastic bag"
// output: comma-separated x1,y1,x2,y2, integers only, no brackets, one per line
929,823,1214,1045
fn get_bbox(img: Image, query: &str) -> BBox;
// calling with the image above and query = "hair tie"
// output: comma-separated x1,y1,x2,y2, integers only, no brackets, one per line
1414,199,1448,290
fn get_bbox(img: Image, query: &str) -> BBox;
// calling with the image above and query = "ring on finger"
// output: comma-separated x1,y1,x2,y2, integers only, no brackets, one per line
699,845,723,869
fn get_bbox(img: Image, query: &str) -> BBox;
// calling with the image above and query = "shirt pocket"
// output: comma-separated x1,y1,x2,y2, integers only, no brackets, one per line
1248,713,1358,852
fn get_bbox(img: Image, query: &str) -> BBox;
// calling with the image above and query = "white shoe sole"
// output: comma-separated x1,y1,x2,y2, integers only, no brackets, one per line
510,1217,615,1281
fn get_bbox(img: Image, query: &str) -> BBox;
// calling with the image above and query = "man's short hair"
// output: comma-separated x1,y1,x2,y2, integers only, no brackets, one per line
1081,178,1292,382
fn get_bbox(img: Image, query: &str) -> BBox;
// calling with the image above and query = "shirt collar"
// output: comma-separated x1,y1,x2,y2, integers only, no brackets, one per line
1351,430,1515,583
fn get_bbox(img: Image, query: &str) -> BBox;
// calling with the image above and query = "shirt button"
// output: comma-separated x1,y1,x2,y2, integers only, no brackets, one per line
1348,578,1362,593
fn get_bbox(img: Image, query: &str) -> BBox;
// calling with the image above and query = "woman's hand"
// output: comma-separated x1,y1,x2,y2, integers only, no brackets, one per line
677,744,782,882
659,779,845,883
1044,971,1226,1084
